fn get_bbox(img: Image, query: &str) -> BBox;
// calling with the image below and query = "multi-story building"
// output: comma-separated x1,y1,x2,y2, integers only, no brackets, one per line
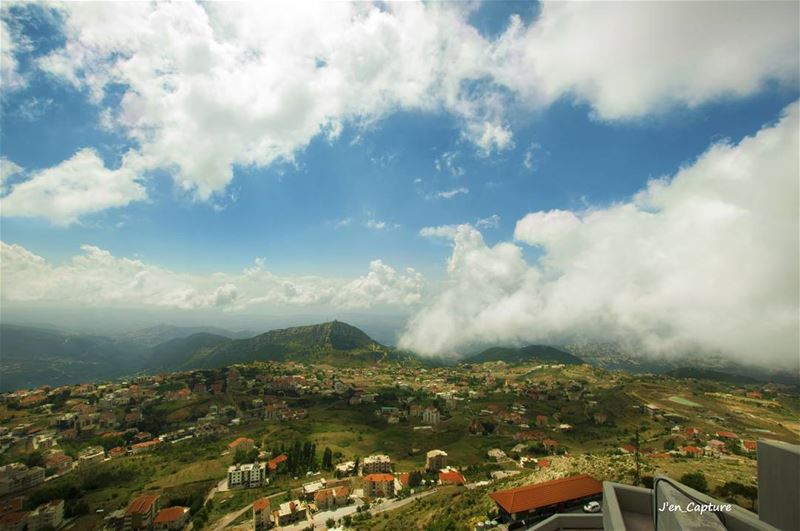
313,486,349,511
364,473,395,499
273,501,308,527
27,499,64,531
123,493,161,530
227,463,267,489
422,407,441,425
78,446,105,466
426,450,448,472
0,463,45,495
252,498,271,530
361,454,392,474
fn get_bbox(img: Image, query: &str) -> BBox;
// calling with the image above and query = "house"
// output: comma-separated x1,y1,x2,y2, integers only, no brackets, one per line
0,511,28,531
535,415,549,427
684,427,702,438
715,431,739,440
619,444,636,455
313,486,349,511
228,437,255,453
742,440,757,453
425,450,448,472
44,452,73,474
0,464,45,495
124,493,161,530
253,498,271,530
438,470,466,486
131,440,161,454
267,454,288,474
273,500,308,527
489,474,602,522
363,473,395,499
28,499,64,531
228,463,267,489
153,506,189,530
422,407,441,425
334,461,356,476
78,445,105,466
109,446,127,459
681,445,704,457
362,454,392,474
542,439,559,453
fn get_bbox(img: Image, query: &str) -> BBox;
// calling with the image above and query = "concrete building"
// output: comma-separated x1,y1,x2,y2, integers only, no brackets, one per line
78,445,106,466
313,486,349,511
227,462,267,489
422,406,441,425
363,473,395,499
273,501,308,527
526,439,798,531
426,450,448,472
124,493,161,530
361,454,392,474
252,497,271,530
0,463,45,495
27,499,64,531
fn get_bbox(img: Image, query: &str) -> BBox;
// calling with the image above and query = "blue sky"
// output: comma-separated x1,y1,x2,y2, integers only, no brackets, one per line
1,1,798,364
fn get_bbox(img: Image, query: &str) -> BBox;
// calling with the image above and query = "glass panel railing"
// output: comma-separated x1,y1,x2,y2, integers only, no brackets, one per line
654,477,728,531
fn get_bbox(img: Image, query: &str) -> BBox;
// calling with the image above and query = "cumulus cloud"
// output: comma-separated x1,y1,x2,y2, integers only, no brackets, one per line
1,1,792,217
0,16,26,90
493,2,800,119
0,242,424,312
0,157,23,192
476,214,500,229
401,102,799,367
1,149,146,226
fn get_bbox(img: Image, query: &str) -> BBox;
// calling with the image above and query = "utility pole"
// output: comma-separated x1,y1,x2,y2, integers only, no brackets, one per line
634,426,641,486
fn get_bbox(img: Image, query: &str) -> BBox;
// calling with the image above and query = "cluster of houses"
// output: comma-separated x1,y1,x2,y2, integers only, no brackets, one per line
103,493,190,530
0,497,64,531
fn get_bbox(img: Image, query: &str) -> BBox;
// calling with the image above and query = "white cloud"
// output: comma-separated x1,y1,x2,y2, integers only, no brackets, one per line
1,148,146,226
0,243,425,312
0,157,23,192
2,1,796,217
522,143,540,170
431,187,469,200
493,2,800,119
476,214,500,229
334,259,424,309
0,16,26,91
435,151,464,177
402,102,800,367
366,219,387,230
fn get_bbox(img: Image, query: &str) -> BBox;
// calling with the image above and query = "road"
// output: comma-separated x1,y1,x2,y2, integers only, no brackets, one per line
209,502,253,531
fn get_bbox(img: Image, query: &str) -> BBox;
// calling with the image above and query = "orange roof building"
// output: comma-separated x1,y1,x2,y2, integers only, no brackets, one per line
228,437,255,452
489,474,602,521
153,506,189,530
439,470,466,485
268,454,288,472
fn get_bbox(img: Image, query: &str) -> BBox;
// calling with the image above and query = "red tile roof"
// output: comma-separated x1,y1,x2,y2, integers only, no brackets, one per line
253,498,271,511
716,431,738,439
153,506,187,523
126,493,160,516
268,454,288,471
682,445,703,455
543,438,559,447
228,437,254,450
364,473,394,482
489,474,602,515
742,440,757,450
439,470,466,485
0,512,29,525
537,458,550,468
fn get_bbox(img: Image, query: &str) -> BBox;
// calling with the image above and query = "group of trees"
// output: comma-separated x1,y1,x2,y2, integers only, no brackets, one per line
269,440,319,475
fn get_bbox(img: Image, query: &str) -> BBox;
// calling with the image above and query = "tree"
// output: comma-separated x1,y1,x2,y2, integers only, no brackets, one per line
680,472,709,494
322,447,333,470
325,518,335,529
663,438,676,451
408,471,423,488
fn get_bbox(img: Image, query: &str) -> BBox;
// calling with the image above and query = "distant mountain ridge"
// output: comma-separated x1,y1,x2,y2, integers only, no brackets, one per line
172,320,412,370
465,345,584,365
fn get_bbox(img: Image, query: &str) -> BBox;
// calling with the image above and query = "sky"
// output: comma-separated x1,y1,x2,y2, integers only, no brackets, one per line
1,1,798,366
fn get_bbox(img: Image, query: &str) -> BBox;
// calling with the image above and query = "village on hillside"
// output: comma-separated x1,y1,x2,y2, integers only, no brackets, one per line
0,360,797,530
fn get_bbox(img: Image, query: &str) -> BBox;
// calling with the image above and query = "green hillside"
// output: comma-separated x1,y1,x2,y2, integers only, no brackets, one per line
147,332,232,372
466,344,584,365
165,321,416,370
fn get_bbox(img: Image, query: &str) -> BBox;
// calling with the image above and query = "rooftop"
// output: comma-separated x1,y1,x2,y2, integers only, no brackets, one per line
490,474,602,515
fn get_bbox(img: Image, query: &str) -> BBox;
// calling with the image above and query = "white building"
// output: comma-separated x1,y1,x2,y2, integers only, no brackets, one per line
422,407,441,425
227,462,268,489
